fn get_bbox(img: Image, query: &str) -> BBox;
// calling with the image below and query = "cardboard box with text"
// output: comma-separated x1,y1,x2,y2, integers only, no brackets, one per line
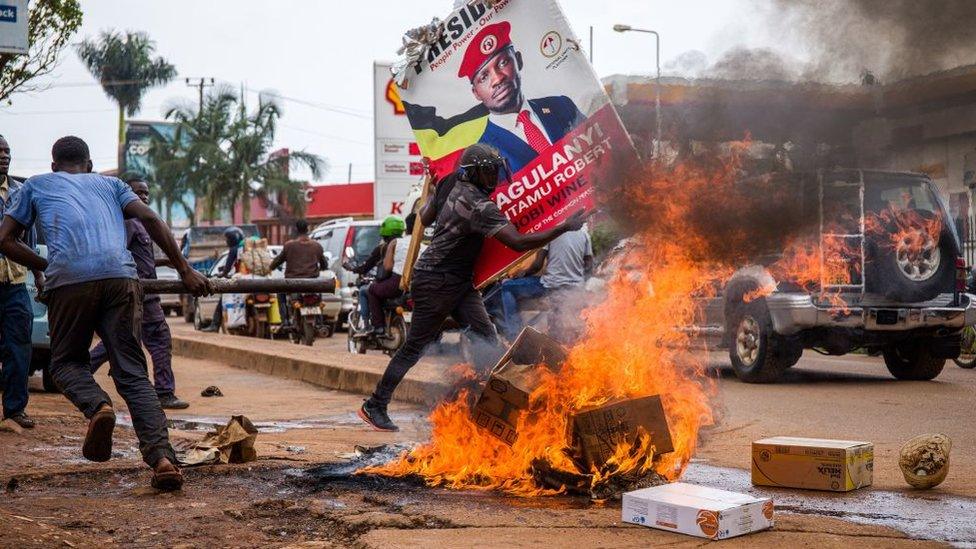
752,436,873,492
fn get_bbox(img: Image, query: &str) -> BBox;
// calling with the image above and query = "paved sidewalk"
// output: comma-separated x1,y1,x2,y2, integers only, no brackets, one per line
168,319,455,405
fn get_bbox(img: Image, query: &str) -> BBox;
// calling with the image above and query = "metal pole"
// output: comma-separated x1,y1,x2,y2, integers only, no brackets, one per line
347,163,352,183
612,26,661,158
589,26,594,64
141,277,337,295
185,77,215,115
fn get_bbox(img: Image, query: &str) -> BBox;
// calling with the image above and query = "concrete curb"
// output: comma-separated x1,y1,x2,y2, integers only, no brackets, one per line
170,334,448,406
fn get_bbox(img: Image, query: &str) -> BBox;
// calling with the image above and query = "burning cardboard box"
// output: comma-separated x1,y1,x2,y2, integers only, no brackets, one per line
472,327,567,445
570,395,674,471
623,482,774,540
752,436,873,492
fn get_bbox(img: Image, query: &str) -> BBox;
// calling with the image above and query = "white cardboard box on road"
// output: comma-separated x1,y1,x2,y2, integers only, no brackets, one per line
622,482,774,540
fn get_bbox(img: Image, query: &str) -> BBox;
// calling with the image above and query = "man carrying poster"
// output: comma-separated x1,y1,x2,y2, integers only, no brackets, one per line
461,21,586,174
358,144,585,432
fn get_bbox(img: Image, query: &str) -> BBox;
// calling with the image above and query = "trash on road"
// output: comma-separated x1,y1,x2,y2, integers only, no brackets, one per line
899,433,951,489
201,385,224,397
570,395,674,471
472,327,567,446
752,436,873,491
178,415,258,466
622,482,774,540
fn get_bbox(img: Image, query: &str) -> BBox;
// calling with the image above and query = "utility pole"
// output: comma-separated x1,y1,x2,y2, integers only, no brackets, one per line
589,26,594,64
185,77,215,114
347,163,352,183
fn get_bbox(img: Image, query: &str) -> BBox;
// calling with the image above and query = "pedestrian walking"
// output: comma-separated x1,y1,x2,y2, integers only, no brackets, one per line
89,177,189,410
0,136,212,491
0,134,40,430
357,144,585,432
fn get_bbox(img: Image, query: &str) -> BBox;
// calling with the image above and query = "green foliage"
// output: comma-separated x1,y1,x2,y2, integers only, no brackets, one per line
0,0,83,102
159,85,327,223
76,30,176,116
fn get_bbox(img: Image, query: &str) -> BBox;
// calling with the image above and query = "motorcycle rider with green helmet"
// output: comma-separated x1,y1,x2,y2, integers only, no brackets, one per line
344,215,410,335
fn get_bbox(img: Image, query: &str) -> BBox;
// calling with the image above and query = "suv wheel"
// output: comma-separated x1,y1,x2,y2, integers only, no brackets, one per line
883,341,946,380
869,210,954,302
728,300,800,383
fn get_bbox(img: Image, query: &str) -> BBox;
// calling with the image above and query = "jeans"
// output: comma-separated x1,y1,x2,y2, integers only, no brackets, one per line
367,274,402,329
48,278,176,467
0,283,32,418
90,300,176,397
357,287,370,328
487,276,547,341
370,271,499,407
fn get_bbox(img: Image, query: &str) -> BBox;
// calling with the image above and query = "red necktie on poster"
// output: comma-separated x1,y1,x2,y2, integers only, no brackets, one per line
517,110,550,153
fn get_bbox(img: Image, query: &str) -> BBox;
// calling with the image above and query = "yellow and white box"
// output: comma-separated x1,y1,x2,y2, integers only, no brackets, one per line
622,483,774,540
752,436,873,492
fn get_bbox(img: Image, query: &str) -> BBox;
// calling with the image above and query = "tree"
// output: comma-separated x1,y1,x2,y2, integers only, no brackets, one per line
0,0,83,102
76,30,176,151
161,86,326,223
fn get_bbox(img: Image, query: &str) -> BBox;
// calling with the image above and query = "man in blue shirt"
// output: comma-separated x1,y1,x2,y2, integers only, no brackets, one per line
0,136,212,491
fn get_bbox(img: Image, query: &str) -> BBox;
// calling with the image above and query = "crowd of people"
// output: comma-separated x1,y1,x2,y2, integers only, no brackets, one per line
0,135,589,490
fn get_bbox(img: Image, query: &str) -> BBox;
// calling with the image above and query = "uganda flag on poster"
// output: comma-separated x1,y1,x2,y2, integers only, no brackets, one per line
397,0,636,286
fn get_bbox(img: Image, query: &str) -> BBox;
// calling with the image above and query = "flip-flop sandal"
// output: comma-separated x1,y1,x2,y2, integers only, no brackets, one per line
151,468,184,492
82,408,116,462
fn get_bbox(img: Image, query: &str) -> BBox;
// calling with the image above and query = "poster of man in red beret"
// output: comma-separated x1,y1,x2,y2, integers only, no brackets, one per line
397,0,635,287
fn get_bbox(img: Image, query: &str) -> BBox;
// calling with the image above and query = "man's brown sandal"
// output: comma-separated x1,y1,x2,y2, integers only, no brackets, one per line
82,405,116,462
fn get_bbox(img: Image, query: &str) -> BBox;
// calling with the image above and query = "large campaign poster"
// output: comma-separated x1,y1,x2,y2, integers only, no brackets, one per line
123,120,195,229
374,62,426,217
397,0,634,286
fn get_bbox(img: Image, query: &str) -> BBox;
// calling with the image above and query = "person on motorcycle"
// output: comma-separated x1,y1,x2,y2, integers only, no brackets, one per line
344,215,406,334
200,226,245,333
269,219,328,324
357,143,586,432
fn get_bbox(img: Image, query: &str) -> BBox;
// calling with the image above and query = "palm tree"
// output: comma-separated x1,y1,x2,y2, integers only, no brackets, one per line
161,86,326,222
77,30,177,154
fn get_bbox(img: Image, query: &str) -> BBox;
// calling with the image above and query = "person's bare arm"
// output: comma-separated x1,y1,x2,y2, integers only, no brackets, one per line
513,249,547,278
494,210,586,253
0,216,46,271
269,247,286,272
123,201,213,296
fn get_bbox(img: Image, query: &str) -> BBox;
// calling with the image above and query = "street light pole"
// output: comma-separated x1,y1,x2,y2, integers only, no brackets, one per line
613,24,661,158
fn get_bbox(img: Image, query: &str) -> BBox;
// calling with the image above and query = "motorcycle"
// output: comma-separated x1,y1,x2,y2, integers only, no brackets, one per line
244,292,275,339
346,274,411,356
283,292,327,346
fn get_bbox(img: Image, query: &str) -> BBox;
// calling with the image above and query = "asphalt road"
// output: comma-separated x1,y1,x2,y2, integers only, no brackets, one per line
0,333,972,547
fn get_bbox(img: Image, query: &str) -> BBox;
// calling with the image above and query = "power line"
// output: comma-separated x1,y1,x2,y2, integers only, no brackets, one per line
278,123,370,146
243,87,372,120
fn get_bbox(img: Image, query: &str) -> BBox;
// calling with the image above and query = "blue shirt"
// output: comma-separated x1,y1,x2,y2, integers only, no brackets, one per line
4,172,140,290
0,177,36,261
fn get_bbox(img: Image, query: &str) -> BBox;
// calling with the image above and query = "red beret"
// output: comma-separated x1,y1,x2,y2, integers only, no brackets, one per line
458,22,512,80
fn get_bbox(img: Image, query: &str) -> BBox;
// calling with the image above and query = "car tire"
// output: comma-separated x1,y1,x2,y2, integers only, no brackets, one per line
868,210,955,303
183,296,194,323
193,299,205,331
302,320,316,346
883,341,946,380
31,349,59,393
727,299,798,383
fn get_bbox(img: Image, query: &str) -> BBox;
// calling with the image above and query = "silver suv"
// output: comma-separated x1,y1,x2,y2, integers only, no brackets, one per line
309,218,382,323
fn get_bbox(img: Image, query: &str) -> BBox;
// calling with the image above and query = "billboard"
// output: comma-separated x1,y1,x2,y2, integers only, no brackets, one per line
374,61,426,217
0,0,28,55
396,0,635,286
123,120,195,229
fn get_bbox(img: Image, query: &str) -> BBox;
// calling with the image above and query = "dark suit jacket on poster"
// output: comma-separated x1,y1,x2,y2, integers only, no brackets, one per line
479,95,586,174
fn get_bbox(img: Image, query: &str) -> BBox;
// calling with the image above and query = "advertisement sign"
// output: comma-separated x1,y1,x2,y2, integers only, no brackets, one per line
396,0,635,286
123,120,195,229
374,61,426,217
0,0,28,55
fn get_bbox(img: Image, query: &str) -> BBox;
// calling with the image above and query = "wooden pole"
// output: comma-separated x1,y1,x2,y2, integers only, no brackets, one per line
400,174,432,291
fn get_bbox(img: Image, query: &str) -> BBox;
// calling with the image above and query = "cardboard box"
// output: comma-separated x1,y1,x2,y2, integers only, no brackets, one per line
622,482,774,540
752,436,873,492
570,395,674,469
472,327,567,445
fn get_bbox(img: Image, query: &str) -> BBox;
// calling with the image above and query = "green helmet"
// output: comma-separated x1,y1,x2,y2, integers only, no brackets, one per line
380,216,406,238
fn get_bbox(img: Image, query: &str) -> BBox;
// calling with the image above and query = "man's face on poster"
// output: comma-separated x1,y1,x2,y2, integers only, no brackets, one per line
471,47,523,114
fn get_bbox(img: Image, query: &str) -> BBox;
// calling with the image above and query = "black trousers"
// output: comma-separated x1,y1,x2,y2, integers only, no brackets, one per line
370,270,499,407
48,278,175,467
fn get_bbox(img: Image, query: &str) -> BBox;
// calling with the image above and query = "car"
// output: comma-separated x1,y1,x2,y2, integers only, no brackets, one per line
155,266,183,316
309,218,382,324
25,245,56,392
696,169,976,383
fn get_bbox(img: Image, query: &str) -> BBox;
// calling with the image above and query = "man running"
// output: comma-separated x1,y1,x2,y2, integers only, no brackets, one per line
358,143,585,432
0,136,212,491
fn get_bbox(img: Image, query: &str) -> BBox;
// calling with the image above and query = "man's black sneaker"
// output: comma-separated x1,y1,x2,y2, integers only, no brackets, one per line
358,400,398,432
6,412,35,429
158,394,190,410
